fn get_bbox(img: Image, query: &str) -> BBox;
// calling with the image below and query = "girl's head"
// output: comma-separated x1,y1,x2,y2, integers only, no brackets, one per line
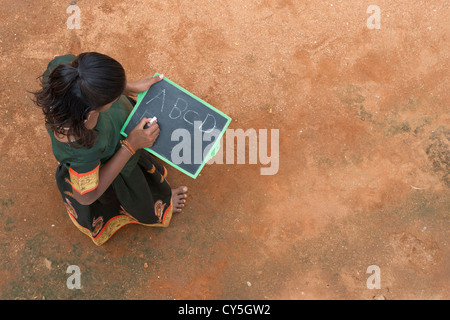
33,52,126,148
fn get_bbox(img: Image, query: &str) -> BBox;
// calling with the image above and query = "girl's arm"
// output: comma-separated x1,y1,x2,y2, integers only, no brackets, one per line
72,117,160,206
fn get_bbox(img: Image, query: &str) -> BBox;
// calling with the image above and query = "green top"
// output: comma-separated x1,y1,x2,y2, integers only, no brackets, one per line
44,54,140,176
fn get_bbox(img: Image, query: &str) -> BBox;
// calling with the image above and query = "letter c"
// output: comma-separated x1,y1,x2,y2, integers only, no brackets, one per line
222,305,230,315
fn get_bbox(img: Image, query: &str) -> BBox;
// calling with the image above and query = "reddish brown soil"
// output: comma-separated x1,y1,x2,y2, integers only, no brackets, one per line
0,0,448,299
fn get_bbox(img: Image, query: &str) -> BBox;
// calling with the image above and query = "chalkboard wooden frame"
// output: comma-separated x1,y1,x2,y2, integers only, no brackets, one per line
120,74,232,179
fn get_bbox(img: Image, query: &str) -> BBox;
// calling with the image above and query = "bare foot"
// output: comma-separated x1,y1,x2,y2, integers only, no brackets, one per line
172,186,188,213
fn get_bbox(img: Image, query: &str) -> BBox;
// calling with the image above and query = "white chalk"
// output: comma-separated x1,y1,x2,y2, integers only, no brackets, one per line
149,117,157,125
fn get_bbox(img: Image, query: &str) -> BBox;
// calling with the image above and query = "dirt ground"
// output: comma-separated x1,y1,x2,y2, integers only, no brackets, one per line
0,0,448,300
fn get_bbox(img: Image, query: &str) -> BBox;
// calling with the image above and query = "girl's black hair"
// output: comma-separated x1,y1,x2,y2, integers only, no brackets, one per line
33,52,126,149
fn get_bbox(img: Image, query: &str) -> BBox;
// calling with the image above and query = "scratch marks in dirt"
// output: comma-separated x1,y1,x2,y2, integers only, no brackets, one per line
426,126,450,187
389,232,441,270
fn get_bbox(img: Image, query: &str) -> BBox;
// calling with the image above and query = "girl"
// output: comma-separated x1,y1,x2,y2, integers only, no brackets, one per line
33,52,188,246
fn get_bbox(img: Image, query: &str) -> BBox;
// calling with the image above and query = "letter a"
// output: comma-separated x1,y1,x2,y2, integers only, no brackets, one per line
67,5,81,30
171,128,192,165
366,265,381,289
367,5,381,30
66,265,81,290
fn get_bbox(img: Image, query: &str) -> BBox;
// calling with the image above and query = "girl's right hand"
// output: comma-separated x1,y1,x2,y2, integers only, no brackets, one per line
126,117,160,151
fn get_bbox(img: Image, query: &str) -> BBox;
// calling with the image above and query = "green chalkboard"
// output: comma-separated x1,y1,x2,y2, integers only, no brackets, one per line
121,74,231,179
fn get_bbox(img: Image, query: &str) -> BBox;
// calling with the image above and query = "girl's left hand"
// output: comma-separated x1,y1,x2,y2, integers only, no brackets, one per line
125,74,164,97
